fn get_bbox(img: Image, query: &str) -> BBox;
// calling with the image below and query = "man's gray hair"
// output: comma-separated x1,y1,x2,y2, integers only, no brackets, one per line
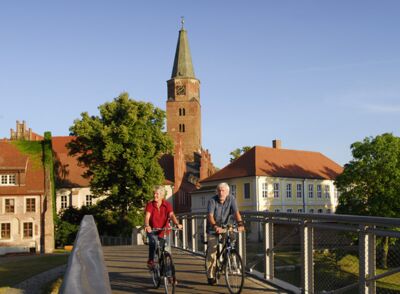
216,182,230,193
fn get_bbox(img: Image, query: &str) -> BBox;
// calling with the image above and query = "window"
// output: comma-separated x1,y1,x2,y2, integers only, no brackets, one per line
309,209,314,213
317,185,322,198
262,183,268,198
273,183,280,198
1,174,16,186
318,209,323,213
308,184,314,198
179,124,185,132
26,198,36,212
326,209,331,214
286,184,292,198
286,208,292,213
274,209,280,212
85,195,93,206
297,209,303,213
23,222,33,238
296,184,302,198
325,185,330,198
1,223,11,239
61,195,68,209
244,183,250,199
179,108,186,116
5,199,15,213
230,184,236,197
201,196,206,207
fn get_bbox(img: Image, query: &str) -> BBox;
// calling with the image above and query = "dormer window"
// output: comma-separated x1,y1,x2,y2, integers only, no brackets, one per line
1,174,16,186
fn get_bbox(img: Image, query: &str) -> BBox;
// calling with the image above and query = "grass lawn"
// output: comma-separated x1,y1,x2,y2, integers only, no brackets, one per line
0,253,69,288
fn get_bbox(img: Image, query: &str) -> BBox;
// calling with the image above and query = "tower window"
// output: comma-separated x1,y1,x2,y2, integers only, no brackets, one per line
179,108,186,116
179,124,185,132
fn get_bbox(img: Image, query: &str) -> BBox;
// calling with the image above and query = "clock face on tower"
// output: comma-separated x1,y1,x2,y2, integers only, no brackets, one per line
176,85,186,96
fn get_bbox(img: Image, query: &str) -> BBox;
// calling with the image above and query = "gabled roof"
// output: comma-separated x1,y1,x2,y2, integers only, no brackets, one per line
171,28,195,78
52,136,90,188
0,142,28,170
201,146,343,183
0,141,45,195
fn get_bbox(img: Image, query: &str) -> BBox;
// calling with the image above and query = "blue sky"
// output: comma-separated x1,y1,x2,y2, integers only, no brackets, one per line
1,1,399,169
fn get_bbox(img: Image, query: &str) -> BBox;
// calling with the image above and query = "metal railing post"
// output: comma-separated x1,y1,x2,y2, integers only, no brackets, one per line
182,216,187,250
264,219,274,280
192,216,196,252
301,219,314,294
203,217,208,254
359,224,376,294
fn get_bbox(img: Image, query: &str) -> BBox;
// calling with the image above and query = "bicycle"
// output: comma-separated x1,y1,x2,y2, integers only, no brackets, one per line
205,224,245,294
149,227,179,294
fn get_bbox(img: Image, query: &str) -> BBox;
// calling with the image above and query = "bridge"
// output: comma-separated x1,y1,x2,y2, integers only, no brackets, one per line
61,212,400,294
103,245,281,293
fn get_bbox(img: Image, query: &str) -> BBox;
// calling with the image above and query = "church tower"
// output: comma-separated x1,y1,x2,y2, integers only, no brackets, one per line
166,20,201,162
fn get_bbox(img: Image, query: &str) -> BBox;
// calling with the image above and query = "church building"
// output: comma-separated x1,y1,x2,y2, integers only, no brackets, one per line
160,20,216,213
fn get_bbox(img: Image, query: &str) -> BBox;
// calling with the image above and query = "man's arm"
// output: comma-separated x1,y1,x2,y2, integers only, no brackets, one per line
234,211,245,232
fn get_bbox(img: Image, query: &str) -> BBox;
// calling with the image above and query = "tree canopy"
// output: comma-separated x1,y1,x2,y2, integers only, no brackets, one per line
229,146,252,162
68,93,173,224
335,133,400,217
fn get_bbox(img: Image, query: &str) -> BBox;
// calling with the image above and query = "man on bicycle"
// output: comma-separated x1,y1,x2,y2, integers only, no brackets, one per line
144,185,182,269
206,182,245,285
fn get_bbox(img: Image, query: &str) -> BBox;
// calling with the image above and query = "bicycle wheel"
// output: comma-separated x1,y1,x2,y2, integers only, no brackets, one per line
224,250,244,294
163,252,176,294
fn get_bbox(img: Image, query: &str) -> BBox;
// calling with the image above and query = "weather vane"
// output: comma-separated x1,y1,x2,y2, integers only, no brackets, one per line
181,16,185,29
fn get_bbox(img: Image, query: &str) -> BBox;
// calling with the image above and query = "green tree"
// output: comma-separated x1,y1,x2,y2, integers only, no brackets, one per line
229,146,252,162
68,93,173,233
335,133,400,268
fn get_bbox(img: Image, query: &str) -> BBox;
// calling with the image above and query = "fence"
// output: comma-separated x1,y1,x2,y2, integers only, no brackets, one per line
175,211,400,294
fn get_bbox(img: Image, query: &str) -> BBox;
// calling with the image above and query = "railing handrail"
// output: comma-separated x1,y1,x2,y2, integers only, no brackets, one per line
60,215,112,294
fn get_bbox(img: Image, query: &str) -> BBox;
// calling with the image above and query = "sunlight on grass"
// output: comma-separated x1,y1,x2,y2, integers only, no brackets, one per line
0,254,68,287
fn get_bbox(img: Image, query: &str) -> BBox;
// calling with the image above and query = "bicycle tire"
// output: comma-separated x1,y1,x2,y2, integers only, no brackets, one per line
224,250,244,294
163,252,176,294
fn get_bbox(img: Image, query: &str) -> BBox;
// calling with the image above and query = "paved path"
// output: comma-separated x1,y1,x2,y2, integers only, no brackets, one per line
103,245,288,294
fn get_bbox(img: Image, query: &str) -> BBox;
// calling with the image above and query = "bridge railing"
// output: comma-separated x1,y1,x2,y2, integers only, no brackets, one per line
175,211,400,294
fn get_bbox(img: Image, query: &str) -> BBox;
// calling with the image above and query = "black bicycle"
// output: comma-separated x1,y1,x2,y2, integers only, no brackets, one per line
205,224,245,294
149,227,178,294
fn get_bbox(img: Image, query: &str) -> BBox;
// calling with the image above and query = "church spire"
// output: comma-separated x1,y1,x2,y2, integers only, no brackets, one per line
171,18,195,78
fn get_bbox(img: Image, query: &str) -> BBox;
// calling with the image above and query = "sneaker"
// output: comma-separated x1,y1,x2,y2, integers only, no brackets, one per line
147,259,154,269
207,278,216,285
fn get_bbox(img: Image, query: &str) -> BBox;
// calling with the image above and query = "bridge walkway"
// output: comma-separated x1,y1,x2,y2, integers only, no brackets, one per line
103,245,288,294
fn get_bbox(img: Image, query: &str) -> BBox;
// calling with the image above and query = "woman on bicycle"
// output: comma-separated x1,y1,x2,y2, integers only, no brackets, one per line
206,182,245,285
144,185,182,269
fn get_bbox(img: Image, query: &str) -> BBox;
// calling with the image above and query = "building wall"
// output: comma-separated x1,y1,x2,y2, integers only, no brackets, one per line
56,187,105,213
0,195,42,254
192,177,338,214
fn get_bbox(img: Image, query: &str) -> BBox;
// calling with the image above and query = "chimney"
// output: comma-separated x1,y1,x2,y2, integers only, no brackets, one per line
272,139,282,149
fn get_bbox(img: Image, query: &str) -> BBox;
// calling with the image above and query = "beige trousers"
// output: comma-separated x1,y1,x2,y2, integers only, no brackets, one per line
205,234,220,279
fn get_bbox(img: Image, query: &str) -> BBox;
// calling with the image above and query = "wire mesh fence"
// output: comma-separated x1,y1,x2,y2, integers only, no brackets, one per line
176,211,400,294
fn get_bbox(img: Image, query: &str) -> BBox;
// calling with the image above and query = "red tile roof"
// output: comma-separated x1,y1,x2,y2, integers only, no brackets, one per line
52,136,90,187
201,146,343,183
0,141,45,195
